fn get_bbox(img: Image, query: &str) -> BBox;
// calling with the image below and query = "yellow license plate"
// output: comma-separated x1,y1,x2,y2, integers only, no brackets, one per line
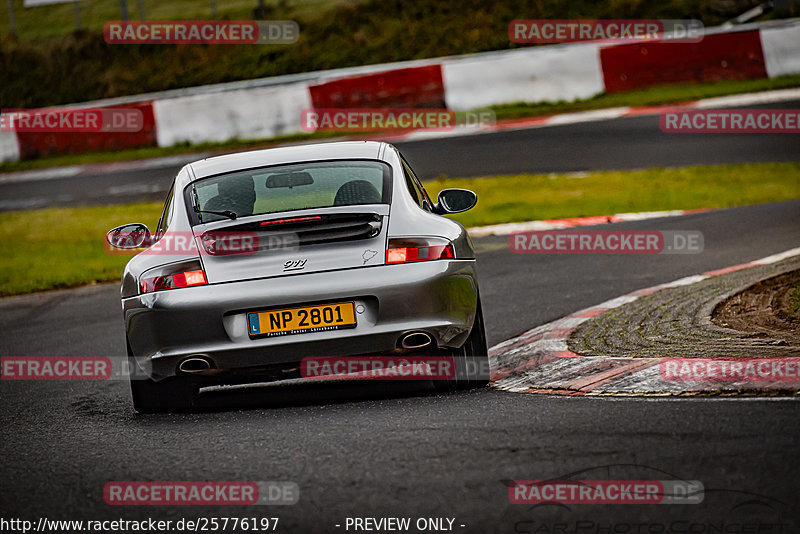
248,302,357,338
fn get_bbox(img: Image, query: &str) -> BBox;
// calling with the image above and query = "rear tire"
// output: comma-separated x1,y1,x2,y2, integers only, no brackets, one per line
434,299,490,391
128,341,196,413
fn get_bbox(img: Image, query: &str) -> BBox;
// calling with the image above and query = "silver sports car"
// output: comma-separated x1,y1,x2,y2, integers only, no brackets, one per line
107,141,487,412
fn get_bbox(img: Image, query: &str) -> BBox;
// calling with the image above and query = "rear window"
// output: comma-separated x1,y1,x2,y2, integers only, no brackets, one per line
187,160,391,224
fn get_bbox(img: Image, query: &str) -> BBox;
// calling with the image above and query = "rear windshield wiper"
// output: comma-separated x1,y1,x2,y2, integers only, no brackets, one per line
197,208,238,220
191,185,237,220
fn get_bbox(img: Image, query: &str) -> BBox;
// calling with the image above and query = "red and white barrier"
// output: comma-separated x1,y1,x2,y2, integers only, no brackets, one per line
760,24,800,78
442,43,605,110
309,65,446,109
152,82,311,147
1,20,798,163
0,129,21,163
14,102,157,160
599,29,767,93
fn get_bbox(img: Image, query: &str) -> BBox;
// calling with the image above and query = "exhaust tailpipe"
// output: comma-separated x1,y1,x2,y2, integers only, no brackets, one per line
400,332,434,350
178,357,213,374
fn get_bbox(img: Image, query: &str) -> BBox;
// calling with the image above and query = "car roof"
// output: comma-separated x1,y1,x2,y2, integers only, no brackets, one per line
187,141,387,181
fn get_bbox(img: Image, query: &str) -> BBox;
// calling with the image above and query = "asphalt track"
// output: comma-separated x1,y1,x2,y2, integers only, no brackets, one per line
1,106,800,530
1,99,799,211
2,200,800,531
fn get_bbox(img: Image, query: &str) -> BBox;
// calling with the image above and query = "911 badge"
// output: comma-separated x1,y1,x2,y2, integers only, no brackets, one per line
283,259,307,272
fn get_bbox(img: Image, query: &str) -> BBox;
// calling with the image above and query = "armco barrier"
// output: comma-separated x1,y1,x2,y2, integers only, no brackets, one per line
442,43,603,111
760,24,800,78
599,30,768,93
14,102,157,160
152,82,311,147
442,43,605,110
0,129,21,163
309,65,445,109
2,20,798,163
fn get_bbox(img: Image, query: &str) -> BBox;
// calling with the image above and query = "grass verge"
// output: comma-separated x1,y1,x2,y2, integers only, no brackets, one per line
426,162,800,228
1,162,799,296
791,281,800,318
0,202,160,296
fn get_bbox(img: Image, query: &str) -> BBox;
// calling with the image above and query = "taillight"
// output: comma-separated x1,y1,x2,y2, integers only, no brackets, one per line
386,238,455,264
140,260,207,294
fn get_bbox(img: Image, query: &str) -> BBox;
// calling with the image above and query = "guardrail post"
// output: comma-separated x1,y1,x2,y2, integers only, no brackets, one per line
119,0,129,21
6,0,17,36
73,0,81,29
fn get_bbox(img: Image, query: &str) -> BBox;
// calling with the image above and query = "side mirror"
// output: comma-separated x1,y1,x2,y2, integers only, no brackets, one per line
434,188,477,214
106,223,151,249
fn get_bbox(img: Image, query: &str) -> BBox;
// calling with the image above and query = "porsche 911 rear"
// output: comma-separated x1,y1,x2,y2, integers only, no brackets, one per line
111,141,487,412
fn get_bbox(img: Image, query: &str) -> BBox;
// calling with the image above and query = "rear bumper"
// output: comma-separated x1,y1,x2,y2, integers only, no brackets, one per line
123,260,478,381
